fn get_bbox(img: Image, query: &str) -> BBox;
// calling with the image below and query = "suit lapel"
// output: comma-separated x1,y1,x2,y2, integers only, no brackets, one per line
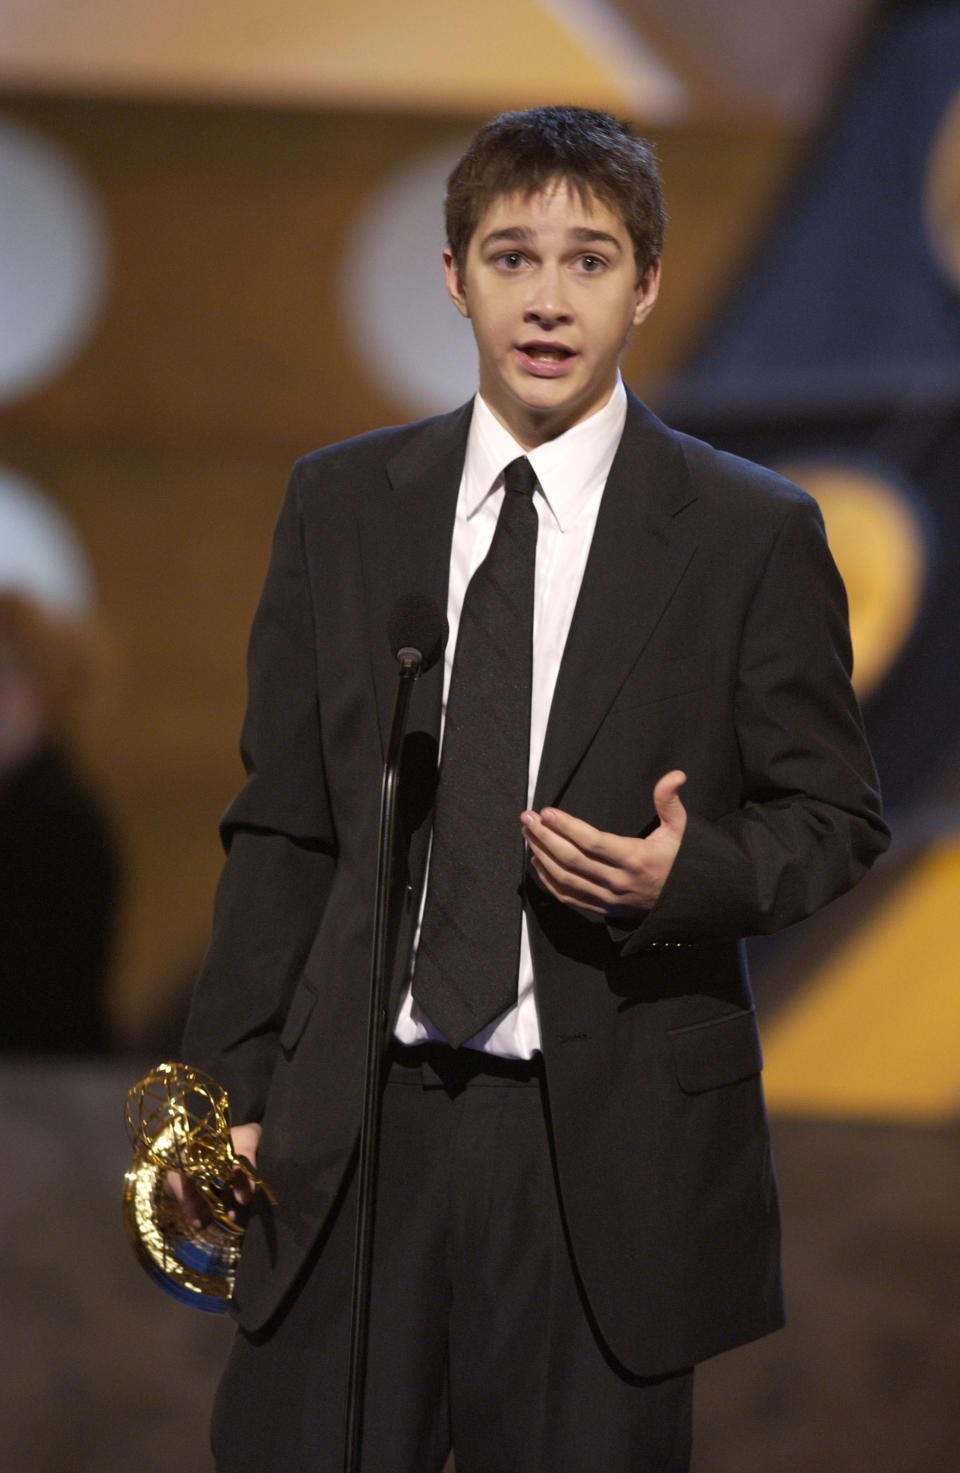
355,391,699,817
358,403,472,755
354,404,470,1010
533,394,700,808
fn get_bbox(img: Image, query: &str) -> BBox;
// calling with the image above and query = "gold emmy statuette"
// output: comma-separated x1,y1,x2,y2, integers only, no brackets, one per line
123,1062,274,1312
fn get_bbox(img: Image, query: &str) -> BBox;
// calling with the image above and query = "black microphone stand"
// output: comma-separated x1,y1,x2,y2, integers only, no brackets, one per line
344,642,423,1473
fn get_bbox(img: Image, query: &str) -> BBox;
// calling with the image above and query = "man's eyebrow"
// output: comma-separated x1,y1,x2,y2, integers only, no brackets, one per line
478,226,534,251
569,227,623,250
478,225,624,252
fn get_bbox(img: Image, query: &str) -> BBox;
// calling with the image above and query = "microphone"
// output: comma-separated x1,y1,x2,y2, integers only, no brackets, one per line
347,592,448,1454
388,594,447,675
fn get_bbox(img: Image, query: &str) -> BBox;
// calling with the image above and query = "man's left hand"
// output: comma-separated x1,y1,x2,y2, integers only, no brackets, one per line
521,770,687,919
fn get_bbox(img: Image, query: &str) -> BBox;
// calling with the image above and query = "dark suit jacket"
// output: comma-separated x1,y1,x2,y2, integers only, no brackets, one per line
182,391,888,1376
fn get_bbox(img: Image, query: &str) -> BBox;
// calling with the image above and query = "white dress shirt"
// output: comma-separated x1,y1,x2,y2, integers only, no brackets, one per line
394,377,628,1057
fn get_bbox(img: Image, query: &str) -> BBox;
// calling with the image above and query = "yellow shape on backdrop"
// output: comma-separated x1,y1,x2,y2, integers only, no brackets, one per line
925,82,960,291
779,461,926,702
762,840,960,1122
0,0,686,121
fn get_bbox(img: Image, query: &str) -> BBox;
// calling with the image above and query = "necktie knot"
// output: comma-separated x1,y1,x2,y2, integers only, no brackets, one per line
503,456,536,500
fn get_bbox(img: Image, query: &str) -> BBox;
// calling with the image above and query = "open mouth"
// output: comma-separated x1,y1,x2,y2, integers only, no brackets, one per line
520,343,575,363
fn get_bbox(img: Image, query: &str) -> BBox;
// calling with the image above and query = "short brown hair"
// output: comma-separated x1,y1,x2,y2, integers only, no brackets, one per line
445,106,665,281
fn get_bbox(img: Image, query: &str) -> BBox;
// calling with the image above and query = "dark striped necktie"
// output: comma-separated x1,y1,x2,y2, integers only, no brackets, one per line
412,456,539,1047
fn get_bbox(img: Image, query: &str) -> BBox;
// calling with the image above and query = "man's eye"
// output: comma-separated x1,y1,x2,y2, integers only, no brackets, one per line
497,252,525,269
580,254,605,272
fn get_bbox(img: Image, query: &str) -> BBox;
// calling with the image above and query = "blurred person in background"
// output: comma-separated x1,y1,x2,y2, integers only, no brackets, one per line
0,589,119,1052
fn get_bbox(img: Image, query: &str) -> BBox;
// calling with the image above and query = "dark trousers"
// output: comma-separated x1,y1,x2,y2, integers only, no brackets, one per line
212,1044,693,1472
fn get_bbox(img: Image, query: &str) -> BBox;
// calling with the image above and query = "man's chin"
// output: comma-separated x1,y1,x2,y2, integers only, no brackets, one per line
512,387,595,442
481,372,605,445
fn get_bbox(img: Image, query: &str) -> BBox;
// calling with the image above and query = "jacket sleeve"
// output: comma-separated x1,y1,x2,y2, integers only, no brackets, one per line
626,492,890,951
182,462,337,1121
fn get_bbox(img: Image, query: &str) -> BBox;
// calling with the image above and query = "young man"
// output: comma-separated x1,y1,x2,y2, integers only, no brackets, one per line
181,107,888,1471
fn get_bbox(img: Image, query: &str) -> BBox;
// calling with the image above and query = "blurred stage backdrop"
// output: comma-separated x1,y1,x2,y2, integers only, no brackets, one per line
1,0,958,1468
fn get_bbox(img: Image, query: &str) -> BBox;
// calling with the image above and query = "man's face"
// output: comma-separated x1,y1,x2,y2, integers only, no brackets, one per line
443,181,659,449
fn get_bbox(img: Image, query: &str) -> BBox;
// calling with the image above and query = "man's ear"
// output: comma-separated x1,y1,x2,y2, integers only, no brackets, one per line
443,246,471,319
631,258,661,328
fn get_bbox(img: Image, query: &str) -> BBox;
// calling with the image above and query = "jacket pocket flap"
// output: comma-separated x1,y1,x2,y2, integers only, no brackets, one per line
668,1008,762,1094
279,976,319,1053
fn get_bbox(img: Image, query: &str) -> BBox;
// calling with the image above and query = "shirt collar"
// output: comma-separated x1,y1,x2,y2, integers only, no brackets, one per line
464,377,628,532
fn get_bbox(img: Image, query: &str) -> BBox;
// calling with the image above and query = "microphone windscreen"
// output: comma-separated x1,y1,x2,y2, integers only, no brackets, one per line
388,594,448,673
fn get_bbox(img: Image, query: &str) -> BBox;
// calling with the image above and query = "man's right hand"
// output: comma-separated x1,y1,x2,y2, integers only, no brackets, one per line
166,1121,262,1229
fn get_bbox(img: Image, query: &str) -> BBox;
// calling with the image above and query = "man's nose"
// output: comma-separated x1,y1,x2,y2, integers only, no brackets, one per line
523,265,572,325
